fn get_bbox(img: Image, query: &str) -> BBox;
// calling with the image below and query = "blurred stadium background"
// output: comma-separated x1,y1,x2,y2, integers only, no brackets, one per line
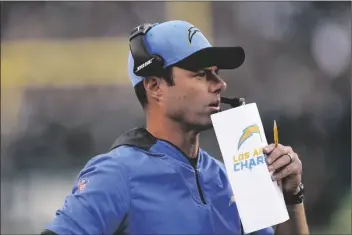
1,1,351,234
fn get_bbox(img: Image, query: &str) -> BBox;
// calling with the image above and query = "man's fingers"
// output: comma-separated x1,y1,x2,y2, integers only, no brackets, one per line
266,145,292,164
268,154,291,172
263,143,276,154
272,164,294,181
272,158,302,181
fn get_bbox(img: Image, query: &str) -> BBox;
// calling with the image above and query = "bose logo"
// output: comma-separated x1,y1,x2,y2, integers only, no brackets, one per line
136,58,154,72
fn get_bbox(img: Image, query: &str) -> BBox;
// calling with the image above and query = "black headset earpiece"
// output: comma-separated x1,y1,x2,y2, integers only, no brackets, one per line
129,23,164,77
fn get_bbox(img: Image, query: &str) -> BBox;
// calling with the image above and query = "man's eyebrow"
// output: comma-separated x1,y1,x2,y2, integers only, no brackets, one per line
203,67,220,74
188,67,220,74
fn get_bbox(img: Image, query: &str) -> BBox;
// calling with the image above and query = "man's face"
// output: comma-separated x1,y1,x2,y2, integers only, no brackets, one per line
160,66,227,131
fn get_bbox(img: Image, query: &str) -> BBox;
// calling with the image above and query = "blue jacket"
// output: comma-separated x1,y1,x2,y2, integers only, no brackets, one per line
43,128,274,235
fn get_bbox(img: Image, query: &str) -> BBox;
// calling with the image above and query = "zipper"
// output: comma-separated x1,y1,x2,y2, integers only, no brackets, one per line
187,154,207,205
156,138,207,205
194,168,207,205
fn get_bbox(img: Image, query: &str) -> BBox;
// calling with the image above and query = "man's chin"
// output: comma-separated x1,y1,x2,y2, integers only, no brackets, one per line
186,114,218,132
194,121,214,133
202,114,218,129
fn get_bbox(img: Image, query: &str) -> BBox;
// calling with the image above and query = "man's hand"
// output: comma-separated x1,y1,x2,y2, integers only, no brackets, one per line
264,144,309,234
263,144,302,195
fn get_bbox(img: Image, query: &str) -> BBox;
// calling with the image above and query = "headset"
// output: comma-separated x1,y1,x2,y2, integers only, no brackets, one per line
129,23,246,108
129,23,164,77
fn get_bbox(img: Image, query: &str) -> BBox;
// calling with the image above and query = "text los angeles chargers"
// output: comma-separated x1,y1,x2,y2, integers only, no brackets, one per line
233,147,266,172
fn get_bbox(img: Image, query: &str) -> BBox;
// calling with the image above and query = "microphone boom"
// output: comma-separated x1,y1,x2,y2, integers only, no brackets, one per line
220,97,245,108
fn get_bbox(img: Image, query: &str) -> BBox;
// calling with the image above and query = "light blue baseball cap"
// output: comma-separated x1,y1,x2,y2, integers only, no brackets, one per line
128,20,245,87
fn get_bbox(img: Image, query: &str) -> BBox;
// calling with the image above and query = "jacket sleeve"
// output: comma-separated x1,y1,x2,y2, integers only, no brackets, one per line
42,153,130,235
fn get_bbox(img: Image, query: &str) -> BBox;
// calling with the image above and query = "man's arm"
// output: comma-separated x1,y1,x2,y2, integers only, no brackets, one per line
275,203,309,235
41,153,130,235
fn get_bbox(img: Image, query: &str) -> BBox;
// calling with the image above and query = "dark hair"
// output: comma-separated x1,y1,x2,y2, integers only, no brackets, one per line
134,67,174,109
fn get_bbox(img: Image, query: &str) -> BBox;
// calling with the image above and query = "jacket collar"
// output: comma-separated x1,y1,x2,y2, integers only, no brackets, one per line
110,127,202,167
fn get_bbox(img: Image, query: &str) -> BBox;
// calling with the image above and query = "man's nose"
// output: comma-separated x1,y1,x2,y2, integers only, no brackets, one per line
210,77,227,93
219,78,227,91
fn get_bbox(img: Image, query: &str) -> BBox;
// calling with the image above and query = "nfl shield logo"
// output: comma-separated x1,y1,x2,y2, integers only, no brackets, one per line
78,178,88,192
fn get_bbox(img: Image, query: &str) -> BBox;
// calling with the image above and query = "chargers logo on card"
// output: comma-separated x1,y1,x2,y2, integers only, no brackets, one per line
237,124,262,150
233,124,265,172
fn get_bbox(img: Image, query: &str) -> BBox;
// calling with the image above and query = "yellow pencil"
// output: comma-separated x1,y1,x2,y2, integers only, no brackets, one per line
274,120,278,147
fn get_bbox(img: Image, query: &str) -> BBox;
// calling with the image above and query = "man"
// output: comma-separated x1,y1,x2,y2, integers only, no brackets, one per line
42,20,309,235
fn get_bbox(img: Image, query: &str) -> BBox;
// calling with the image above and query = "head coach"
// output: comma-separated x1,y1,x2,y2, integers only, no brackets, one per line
41,20,309,235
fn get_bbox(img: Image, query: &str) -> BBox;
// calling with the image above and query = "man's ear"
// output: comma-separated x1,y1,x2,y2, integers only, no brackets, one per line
143,76,163,101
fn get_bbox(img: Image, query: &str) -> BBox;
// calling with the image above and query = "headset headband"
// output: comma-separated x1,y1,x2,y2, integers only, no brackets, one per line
129,23,164,77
